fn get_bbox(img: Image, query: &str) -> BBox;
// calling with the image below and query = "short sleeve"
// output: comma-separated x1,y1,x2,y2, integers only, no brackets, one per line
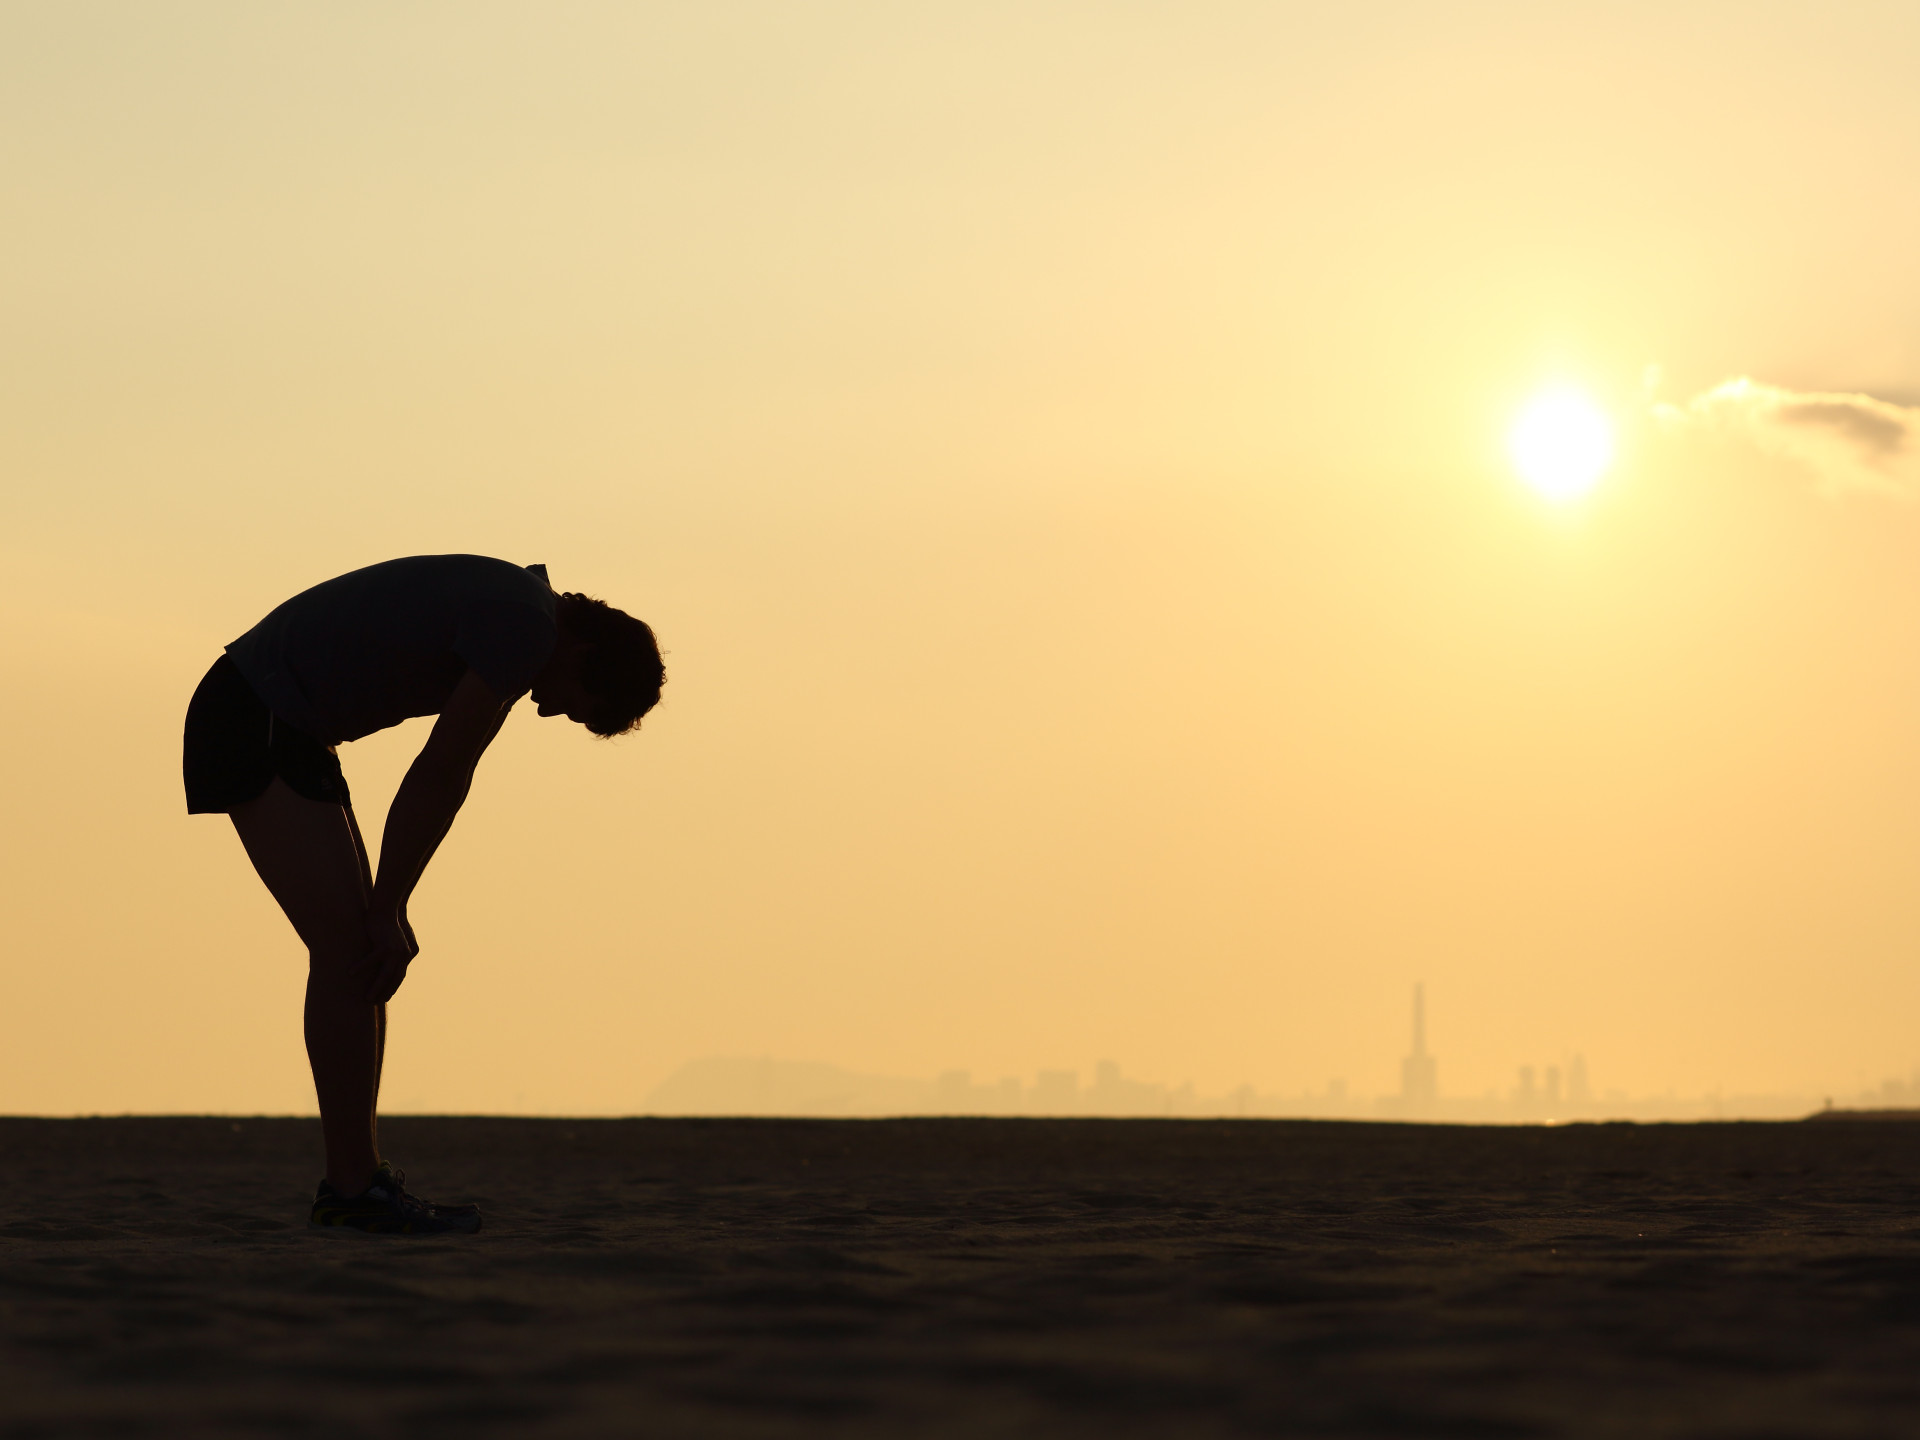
453,601,557,701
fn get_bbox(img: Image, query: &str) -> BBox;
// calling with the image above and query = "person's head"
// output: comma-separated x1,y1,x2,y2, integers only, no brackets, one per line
530,592,664,737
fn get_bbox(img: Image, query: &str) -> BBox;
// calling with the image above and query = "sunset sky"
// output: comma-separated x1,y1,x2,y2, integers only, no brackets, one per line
5,2,1920,1115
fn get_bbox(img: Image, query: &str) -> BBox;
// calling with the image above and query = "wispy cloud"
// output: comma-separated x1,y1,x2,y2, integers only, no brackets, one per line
1653,378,1920,498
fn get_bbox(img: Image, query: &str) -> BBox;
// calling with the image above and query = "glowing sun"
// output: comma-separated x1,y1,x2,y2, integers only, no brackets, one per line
1509,388,1614,502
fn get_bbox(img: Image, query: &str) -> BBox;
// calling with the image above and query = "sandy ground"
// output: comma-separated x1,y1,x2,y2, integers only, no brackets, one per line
3,1117,1919,1438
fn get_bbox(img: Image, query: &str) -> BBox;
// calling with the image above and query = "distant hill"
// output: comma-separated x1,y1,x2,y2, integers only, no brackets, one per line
645,1058,937,1117
642,1057,1197,1117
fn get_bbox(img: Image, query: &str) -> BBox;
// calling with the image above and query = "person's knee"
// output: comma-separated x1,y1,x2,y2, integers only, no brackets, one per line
305,937,368,989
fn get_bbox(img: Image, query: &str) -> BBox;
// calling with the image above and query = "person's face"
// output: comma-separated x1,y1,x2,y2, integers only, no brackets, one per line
529,639,594,725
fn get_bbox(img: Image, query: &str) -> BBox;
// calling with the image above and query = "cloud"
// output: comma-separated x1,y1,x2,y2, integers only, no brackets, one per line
1653,378,1920,498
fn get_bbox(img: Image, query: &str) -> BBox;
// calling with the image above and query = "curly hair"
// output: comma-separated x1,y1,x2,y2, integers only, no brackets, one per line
554,592,665,738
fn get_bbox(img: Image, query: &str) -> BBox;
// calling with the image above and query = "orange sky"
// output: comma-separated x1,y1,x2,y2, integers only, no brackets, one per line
4,2,1920,1115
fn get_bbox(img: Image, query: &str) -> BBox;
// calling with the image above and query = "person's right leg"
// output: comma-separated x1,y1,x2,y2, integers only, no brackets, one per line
229,777,382,1195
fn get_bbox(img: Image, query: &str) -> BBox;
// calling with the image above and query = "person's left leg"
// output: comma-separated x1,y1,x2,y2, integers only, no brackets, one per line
230,777,383,1194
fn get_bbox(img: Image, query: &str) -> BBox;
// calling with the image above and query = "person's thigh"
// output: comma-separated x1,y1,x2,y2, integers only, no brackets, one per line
230,776,369,968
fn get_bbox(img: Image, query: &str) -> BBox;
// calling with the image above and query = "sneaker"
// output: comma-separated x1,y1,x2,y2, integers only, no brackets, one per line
308,1162,483,1235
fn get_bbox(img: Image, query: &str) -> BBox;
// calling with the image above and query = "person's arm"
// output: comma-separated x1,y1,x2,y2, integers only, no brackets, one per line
361,668,516,1001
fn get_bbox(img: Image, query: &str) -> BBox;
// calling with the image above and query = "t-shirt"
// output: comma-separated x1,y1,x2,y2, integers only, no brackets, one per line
225,555,557,746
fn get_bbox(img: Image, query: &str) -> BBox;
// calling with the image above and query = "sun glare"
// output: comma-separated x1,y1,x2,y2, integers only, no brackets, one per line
1509,388,1614,502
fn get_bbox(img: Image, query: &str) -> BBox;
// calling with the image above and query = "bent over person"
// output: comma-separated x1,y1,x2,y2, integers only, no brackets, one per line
183,555,664,1234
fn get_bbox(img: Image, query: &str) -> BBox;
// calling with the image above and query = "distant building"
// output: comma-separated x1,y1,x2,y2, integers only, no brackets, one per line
1033,1069,1079,1113
1568,1054,1591,1105
1400,983,1438,1112
1090,1060,1174,1115
936,1070,972,1111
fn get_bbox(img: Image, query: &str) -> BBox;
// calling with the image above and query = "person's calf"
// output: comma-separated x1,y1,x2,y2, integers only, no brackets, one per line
303,953,383,1193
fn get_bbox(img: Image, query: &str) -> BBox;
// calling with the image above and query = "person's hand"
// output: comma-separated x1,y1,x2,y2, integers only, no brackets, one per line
362,908,415,1003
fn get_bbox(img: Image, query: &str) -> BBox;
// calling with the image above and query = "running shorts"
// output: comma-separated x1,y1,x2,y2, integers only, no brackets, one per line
182,655,352,814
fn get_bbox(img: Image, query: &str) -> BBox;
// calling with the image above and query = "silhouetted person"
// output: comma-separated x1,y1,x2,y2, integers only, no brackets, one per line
183,555,663,1233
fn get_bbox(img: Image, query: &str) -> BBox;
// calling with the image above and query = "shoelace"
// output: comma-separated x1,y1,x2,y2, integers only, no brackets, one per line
367,1168,435,1219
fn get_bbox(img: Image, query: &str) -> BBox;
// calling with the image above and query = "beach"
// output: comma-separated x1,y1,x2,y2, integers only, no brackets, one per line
4,1116,1918,1437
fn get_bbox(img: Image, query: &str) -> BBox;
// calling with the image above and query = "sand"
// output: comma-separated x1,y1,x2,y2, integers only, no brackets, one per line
3,1116,1919,1438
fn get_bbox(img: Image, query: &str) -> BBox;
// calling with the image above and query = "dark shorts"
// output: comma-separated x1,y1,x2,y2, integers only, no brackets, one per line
183,655,352,814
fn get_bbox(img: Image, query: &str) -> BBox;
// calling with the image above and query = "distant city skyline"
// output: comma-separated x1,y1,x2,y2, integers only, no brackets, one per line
639,986,1918,1122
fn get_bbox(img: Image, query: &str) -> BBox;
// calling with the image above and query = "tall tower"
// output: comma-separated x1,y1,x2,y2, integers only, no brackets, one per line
1400,982,1438,1112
